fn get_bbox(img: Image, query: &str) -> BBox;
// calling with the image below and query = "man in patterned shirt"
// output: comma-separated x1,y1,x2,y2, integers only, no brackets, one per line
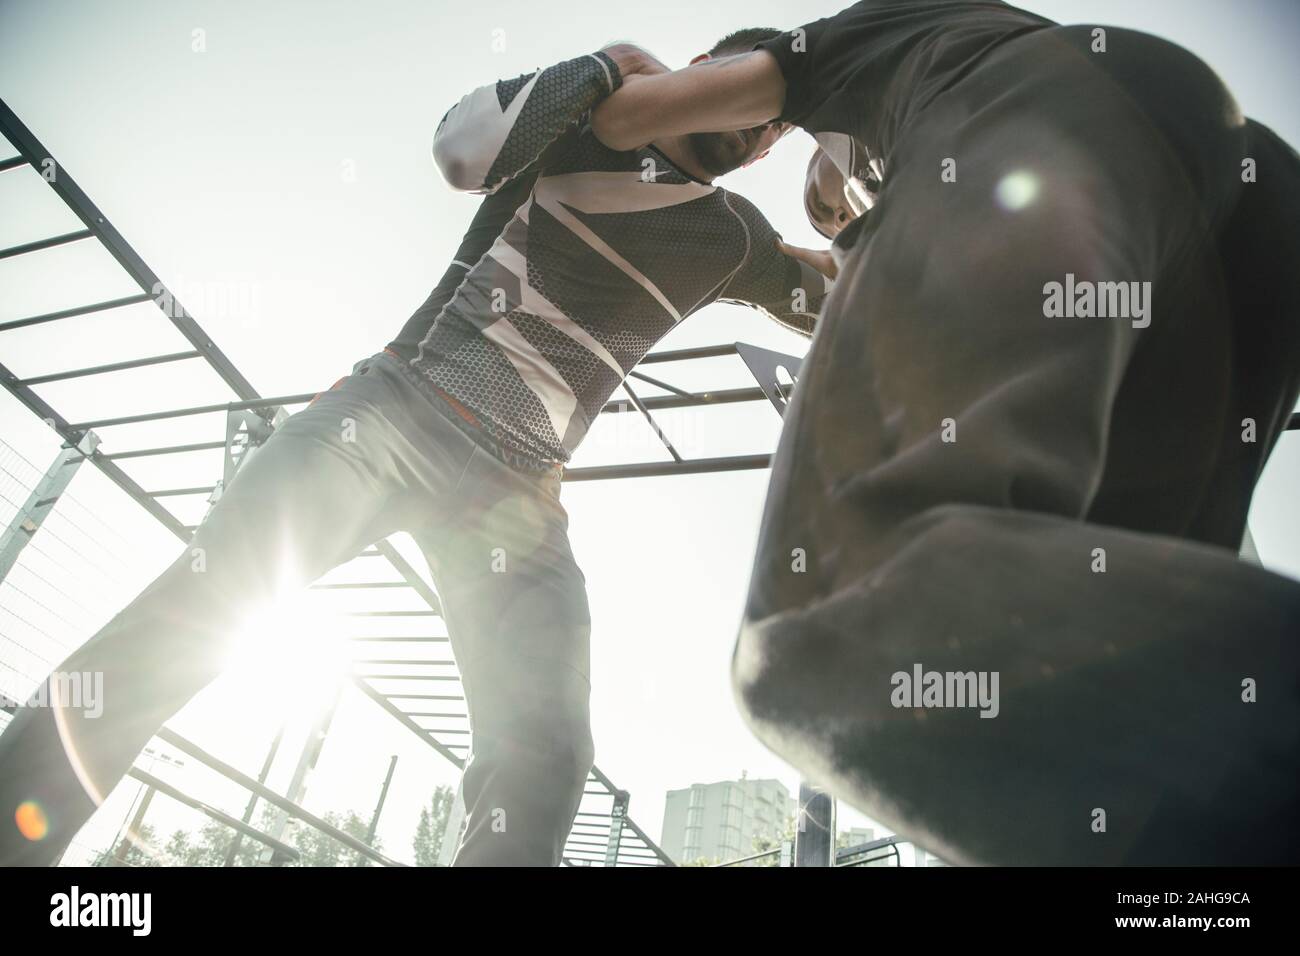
0,30,830,867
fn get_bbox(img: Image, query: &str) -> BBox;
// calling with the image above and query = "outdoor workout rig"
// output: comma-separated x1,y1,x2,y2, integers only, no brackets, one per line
6,98,1288,867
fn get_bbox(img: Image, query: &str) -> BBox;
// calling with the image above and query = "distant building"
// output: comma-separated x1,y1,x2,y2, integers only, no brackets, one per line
661,776,794,864
840,826,876,849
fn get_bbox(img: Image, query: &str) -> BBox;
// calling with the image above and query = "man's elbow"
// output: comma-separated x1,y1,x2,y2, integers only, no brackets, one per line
431,134,483,192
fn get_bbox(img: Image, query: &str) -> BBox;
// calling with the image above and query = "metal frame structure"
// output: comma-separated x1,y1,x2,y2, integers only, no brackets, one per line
6,96,1295,869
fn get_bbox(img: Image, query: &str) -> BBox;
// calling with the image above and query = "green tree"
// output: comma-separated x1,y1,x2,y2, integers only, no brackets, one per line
91,823,163,867
167,815,267,866
93,803,387,867
749,812,797,867
284,809,377,867
413,785,455,866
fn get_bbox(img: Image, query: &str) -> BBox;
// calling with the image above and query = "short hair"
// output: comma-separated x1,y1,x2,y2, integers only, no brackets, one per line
709,27,782,58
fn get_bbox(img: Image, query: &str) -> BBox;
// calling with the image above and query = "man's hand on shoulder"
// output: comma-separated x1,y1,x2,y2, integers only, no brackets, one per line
600,43,670,80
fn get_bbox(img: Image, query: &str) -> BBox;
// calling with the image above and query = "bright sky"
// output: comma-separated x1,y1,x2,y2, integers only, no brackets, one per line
1,0,1298,865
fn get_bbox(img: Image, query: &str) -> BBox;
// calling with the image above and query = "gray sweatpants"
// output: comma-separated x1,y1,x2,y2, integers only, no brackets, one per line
736,26,1300,865
0,351,593,867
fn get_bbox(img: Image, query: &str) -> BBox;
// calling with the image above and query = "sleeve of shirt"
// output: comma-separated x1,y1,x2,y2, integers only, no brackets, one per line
752,9,841,125
716,194,831,338
432,51,622,194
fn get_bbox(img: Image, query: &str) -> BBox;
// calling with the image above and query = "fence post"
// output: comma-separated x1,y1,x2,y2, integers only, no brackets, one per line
794,780,836,867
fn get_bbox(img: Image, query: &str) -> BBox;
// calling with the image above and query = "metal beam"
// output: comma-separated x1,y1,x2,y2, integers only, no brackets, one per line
127,767,301,863
65,392,315,431
374,539,444,616
17,350,201,386
638,343,737,365
0,293,154,332
0,432,99,583
0,358,191,540
350,678,466,769
155,727,403,866
0,228,93,259
564,454,769,482
0,96,263,402
99,440,225,461
599,386,762,415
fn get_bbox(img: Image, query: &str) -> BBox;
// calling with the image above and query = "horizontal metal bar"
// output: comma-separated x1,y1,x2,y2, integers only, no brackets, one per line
835,835,902,861
0,228,93,259
0,97,263,401
127,768,300,863
155,727,403,866
715,847,781,866
352,673,459,681
598,386,762,415
564,454,770,482
0,358,190,540
0,292,153,332
147,486,215,498
100,440,226,461
0,154,27,172
343,610,436,617
18,350,202,385
626,369,696,399
351,676,467,764
347,636,450,643
310,581,410,590
1288,412,1298,431
65,392,316,430
353,659,457,666
638,343,737,365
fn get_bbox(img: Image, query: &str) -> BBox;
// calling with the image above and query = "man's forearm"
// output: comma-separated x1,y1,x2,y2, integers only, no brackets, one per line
590,51,786,152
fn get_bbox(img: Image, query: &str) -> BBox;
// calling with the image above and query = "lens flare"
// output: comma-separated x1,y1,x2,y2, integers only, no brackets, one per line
995,170,1039,211
15,801,49,841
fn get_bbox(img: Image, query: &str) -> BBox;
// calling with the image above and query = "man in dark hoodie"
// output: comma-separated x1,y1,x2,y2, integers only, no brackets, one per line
593,0,1300,864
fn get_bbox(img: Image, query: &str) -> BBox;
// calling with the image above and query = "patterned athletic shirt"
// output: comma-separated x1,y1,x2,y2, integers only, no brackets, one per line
386,50,831,466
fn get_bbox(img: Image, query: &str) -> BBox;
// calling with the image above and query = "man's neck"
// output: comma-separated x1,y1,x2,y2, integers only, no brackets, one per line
648,134,715,184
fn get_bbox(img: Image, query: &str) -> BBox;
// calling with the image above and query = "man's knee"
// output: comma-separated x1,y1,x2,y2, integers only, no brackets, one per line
734,504,989,729
470,658,594,789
